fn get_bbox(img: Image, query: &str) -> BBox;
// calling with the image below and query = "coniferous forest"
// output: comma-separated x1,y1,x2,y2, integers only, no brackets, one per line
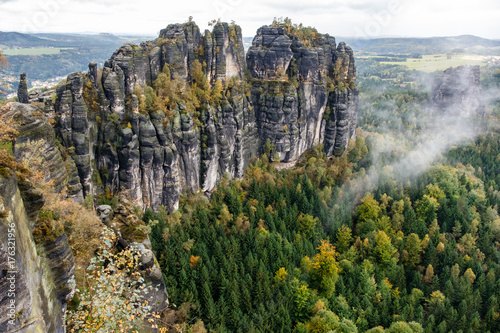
143,63,500,332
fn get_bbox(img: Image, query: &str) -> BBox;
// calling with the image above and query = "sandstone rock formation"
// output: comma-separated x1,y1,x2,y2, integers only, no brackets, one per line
17,73,29,104
1,102,169,332
247,27,358,159
5,102,84,201
432,65,484,116
45,20,358,212
0,20,357,332
0,176,73,333
96,200,169,311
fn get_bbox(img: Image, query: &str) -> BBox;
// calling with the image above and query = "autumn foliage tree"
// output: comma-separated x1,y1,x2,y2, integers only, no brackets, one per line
144,125,500,332
66,227,166,332
0,50,6,67
0,51,8,95
0,105,29,178
308,240,340,297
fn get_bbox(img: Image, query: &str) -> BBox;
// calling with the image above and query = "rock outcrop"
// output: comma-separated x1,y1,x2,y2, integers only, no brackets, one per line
432,65,484,116
0,101,169,332
96,201,168,311
0,103,82,332
0,175,74,333
45,20,358,212
247,27,358,160
5,102,83,201
55,72,95,197
17,73,29,104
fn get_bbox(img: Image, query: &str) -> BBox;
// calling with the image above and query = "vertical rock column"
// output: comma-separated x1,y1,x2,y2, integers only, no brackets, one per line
17,73,29,104
201,22,250,191
55,72,93,196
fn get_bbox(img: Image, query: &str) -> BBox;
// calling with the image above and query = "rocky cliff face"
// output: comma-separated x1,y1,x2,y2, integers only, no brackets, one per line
0,103,80,332
8,103,83,201
47,21,358,212
1,102,169,332
247,26,358,160
0,20,357,332
0,175,73,333
432,65,484,116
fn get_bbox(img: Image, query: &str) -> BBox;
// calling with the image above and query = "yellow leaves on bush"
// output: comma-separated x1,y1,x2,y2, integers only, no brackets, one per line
66,227,165,332
82,78,100,114
44,194,104,285
0,107,31,179
0,106,18,142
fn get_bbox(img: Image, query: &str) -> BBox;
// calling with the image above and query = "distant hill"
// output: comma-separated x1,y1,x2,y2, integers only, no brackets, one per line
0,31,56,48
0,31,152,49
31,32,145,47
335,35,500,55
241,34,500,55
0,31,154,97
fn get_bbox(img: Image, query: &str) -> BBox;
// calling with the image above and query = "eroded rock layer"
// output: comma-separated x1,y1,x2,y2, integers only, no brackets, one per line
50,21,358,211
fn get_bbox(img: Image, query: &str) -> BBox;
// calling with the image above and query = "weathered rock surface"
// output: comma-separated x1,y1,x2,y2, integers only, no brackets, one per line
96,204,113,224
55,72,96,197
158,22,201,81
48,20,358,211
96,198,168,311
205,23,246,82
5,102,83,201
0,175,74,333
0,20,357,332
246,26,294,80
432,65,484,116
17,73,29,104
0,103,82,332
247,26,358,159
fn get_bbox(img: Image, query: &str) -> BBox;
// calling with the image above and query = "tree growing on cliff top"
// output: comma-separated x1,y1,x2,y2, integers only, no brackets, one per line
271,17,321,46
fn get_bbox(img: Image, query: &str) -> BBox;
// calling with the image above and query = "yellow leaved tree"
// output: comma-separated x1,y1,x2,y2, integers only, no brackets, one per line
308,240,340,297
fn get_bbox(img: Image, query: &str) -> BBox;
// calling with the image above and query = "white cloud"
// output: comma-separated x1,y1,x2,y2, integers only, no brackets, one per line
0,0,498,39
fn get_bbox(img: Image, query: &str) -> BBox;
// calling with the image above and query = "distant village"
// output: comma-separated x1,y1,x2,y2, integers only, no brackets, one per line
6,75,66,99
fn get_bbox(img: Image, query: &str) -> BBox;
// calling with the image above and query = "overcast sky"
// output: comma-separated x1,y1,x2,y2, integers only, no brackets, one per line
0,0,499,39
